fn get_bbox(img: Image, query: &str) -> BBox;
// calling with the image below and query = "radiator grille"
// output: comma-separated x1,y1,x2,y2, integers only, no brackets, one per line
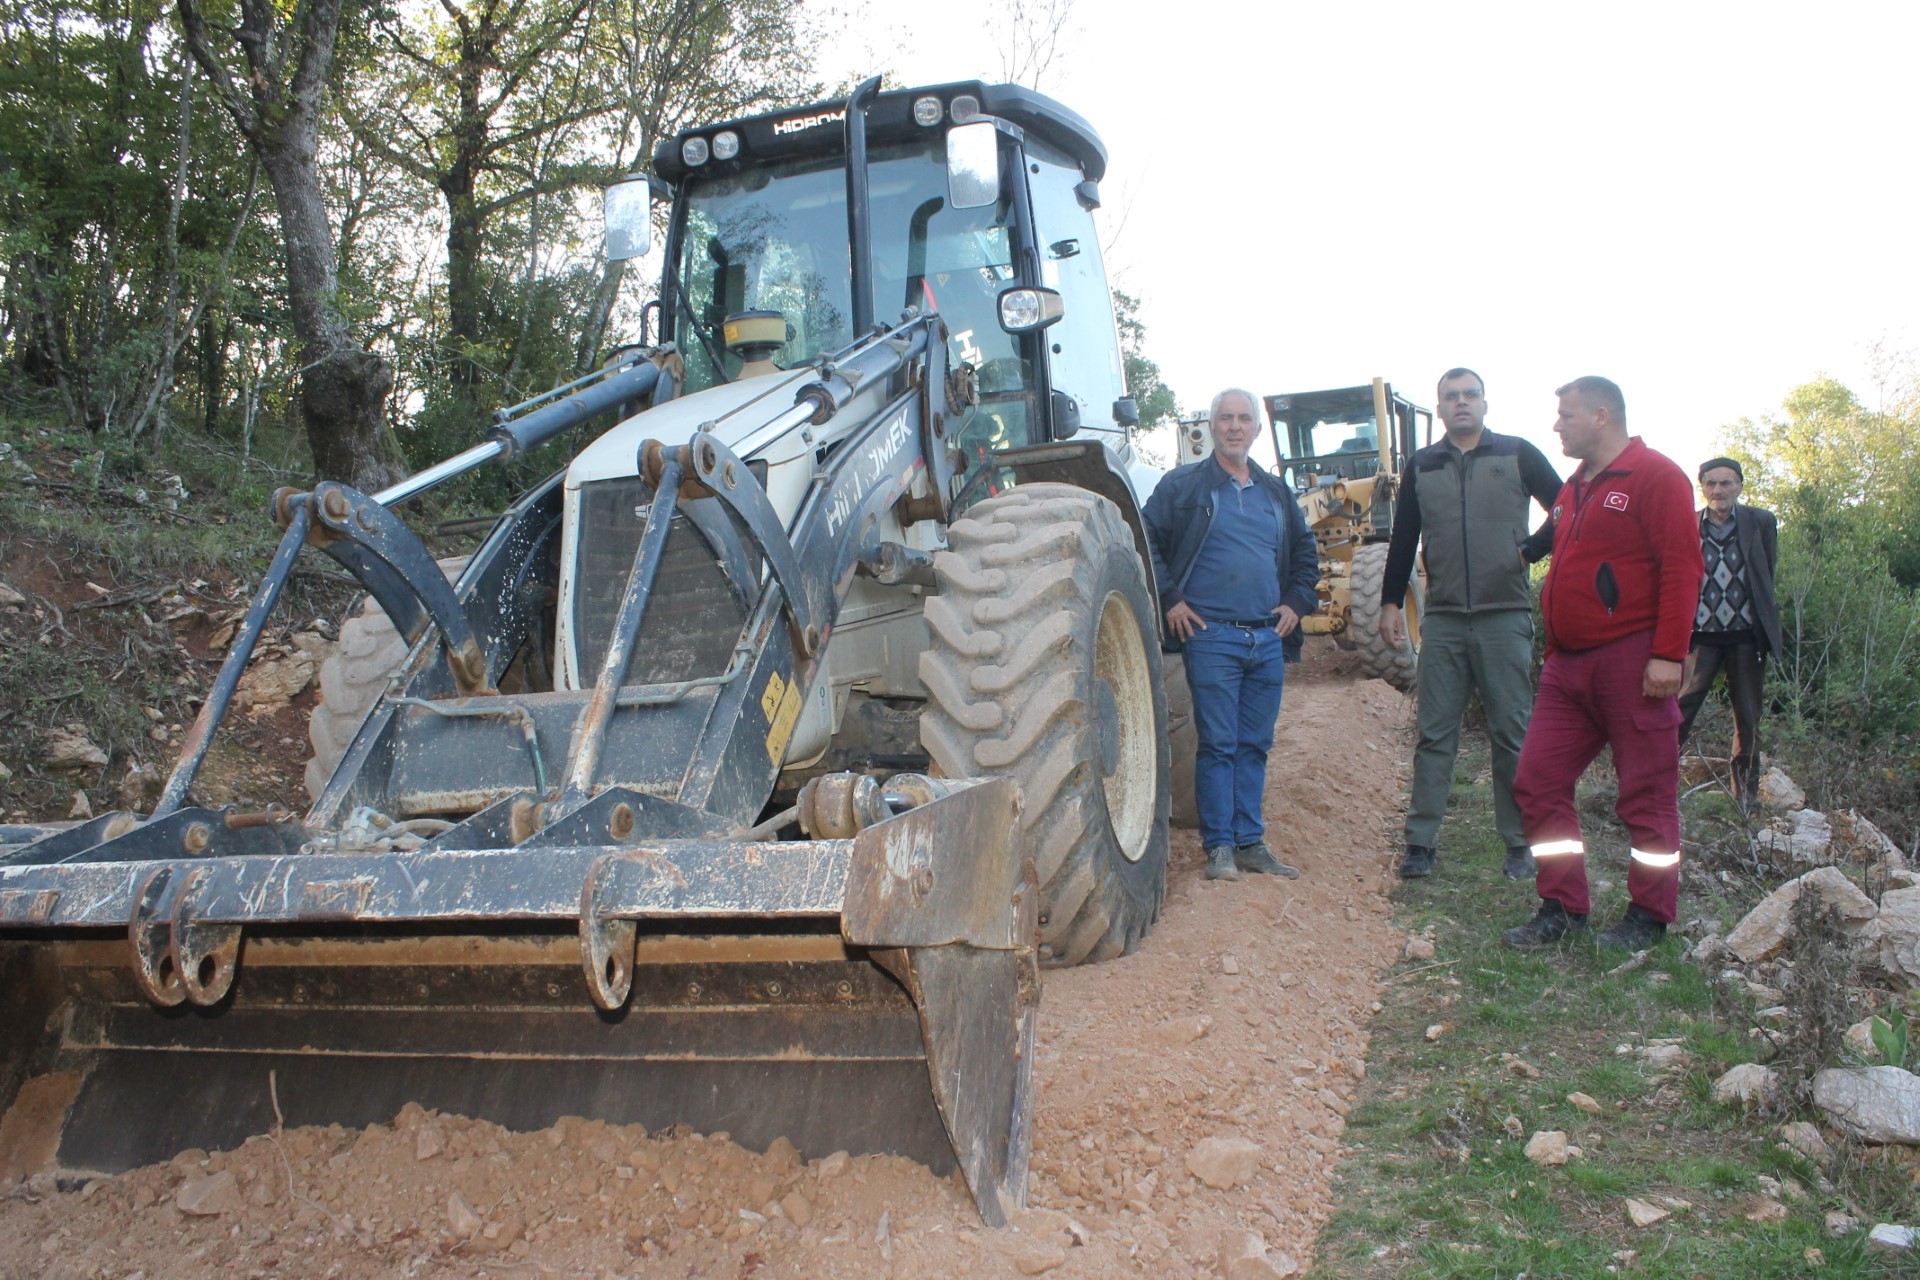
573,477,747,685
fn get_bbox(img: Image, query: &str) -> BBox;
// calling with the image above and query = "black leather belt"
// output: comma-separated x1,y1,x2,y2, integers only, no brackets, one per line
1213,617,1276,629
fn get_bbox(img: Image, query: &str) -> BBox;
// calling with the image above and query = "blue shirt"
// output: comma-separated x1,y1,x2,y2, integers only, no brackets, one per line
1181,475,1282,621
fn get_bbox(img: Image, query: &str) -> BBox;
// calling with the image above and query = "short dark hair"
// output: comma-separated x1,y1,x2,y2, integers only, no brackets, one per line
1698,457,1744,482
1437,367,1483,393
1555,376,1626,426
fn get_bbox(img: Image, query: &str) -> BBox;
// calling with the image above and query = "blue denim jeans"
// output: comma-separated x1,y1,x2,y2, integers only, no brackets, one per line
1182,623,1287,849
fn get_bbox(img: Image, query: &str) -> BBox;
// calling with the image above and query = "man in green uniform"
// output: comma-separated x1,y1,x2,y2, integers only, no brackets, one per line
1382,368,1563,880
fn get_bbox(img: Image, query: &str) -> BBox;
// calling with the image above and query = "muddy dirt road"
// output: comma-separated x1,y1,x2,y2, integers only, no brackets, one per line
0,661,1411,1279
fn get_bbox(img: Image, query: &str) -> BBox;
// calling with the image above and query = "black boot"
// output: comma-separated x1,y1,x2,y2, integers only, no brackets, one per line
1205,844,1240,881
1503,845,1536,880
1235,841,1301,878
1397,844,1437,879
1596,903,1667,950
1501,899,1589,950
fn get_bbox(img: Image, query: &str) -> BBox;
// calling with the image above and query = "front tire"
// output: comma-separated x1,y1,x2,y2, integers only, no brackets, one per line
1349,541,1420,692
919,484,1170,966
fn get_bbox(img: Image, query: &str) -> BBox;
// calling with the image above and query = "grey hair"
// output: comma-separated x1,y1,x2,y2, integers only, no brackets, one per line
1210,387,1262,422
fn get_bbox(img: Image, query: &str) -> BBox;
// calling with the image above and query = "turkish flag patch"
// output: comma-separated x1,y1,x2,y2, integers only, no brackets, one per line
1603,490,1630,512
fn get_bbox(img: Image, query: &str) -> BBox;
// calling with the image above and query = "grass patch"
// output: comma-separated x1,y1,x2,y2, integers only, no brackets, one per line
1310,730,1917,1279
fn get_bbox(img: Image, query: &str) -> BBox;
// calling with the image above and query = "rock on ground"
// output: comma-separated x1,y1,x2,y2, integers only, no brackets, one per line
1867,1223,1916,1254
1523,1131,1568,1166
1812,1066,1920,1144
1856,887,1920,988
45,725,108,771
1625,1198,1670,1228
1757,766,1806,810
1186,1136,1262,1189
1754,809,1834,864
1725,866,1879,963
1780,1121,1835,1165
1712,1062,1780,1106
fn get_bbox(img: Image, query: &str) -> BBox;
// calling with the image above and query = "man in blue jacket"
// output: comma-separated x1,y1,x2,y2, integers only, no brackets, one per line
1144,387,1321,882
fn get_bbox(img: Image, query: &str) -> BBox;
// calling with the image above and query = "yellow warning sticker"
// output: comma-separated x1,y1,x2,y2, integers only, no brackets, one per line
761,671,786,722
764,680,803,763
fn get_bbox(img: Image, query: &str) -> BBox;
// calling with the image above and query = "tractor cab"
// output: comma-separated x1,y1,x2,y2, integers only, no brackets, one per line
647,83,1139,489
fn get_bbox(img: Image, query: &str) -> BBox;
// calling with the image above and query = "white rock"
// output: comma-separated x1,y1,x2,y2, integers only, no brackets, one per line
1404,937,1436,961
1218,1229,1298,1279
1638,1044,1687,1072
175,1170,241,1216
1185,1136,1261,1189
1845,1018,1880,1059
1567,1092,1603,1115
447,1191,482,1238
1855,887,1920,987
1826,1210,1861,1236
1146,1015,1214,1047
1780,1121,1834,1164
45,725,108,771
1725,867,1878,963
0,581,26,607
1625,1198,1670,1227
236,650,316,711
1833,810,1908,874
68,790,92,820
1757,767,1806,811
1867,1223,1915,1254
1812,1066,1920,1144
1523,1131,1568,1165
1712,1063,1779,1106
1755,809,1834,864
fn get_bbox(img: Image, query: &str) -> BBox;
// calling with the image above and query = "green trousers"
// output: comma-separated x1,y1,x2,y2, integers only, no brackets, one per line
1404,609,1535,849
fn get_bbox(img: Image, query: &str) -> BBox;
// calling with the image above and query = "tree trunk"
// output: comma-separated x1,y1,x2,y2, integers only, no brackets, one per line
178,0,395,489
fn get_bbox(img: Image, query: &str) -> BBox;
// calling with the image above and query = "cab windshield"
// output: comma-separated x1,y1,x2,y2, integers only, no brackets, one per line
672,134,1033,456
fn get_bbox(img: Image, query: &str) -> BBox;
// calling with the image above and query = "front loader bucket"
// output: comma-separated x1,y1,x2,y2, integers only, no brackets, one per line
0,778,1037,1225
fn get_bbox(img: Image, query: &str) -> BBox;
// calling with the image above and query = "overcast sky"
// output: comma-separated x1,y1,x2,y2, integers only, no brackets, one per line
816,0,1918,475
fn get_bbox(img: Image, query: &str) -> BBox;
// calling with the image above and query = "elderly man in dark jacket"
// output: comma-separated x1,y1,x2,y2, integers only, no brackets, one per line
1143,387,1320,882
1677,457,1781,809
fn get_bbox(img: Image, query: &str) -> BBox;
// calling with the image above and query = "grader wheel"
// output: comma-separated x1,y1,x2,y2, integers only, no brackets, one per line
919,483,1170,964
1348,542,1420,693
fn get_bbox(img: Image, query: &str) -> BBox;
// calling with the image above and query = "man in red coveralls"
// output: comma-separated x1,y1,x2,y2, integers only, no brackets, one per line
1503,377,1704,950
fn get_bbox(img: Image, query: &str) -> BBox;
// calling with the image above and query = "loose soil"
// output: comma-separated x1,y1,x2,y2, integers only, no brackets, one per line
0,654,1414,1279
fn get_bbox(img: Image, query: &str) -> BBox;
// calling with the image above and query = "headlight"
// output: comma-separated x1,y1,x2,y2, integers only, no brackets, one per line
711,130,740,161
997,286,1065,333
949,94,981,123
912,96,943,127
681,136,710,167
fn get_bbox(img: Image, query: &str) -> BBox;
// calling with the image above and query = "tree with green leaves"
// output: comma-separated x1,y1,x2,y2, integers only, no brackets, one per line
1112,288,1178,433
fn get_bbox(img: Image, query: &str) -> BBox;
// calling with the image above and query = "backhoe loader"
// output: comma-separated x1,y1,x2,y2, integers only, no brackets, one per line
0,79,1171,1226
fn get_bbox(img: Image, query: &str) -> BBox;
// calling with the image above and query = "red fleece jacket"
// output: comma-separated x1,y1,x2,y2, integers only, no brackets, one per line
1539,436,1703,660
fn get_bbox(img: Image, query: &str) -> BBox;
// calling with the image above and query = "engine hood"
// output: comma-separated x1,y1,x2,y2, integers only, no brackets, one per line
565,369,814,490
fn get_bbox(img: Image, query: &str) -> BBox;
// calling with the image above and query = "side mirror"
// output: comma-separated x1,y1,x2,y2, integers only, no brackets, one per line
1049,390,1081,440
603,177,652,261
998,286,1065,333
1113,396,1140,429
946,121,1000,210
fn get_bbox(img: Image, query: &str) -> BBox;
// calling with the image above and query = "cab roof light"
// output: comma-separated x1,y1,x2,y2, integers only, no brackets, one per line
681,136,710,167
711,130,740,161
949,94,982,124
912,96,943,127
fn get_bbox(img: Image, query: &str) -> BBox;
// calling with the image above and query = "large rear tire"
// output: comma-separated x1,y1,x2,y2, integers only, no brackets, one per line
304,558,467,801
920,484,1170,966
1349,541,1420,692
1164,656,1199,830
